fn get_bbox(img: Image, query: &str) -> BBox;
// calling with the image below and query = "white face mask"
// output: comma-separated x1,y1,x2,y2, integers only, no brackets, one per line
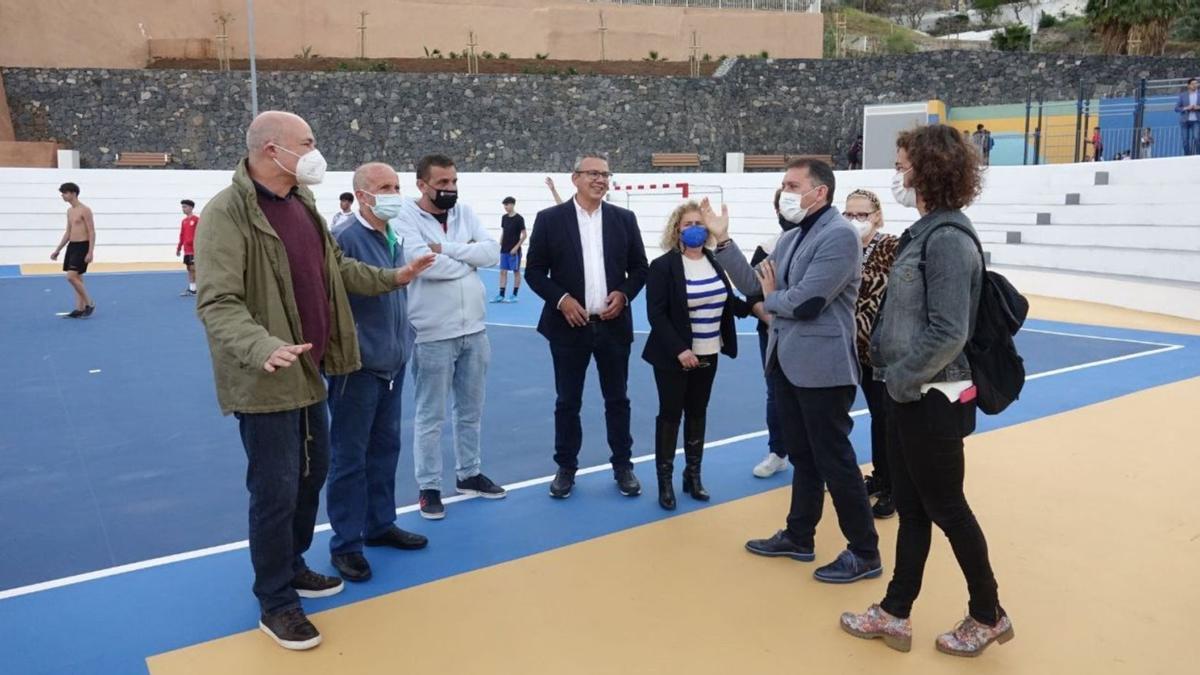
852,219,874,241
366,192,404,221
778,187,818,224
891,169,917,208
273,144,327,186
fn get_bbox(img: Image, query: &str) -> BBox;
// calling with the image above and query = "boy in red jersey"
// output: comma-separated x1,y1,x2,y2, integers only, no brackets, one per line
177,199,199,296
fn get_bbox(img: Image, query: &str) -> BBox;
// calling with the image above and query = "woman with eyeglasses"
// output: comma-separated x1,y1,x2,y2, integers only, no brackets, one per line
841,124,1011,657
843,189,900,519
643,200,747,510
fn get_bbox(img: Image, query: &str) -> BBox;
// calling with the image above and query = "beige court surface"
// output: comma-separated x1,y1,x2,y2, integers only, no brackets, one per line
149,369,1200,674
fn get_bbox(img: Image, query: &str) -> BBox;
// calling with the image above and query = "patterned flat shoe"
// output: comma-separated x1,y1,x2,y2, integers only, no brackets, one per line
936,613,1014,657
840,604,912,652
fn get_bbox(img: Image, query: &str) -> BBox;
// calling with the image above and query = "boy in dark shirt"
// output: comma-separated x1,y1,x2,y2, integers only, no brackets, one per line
491,196,526,303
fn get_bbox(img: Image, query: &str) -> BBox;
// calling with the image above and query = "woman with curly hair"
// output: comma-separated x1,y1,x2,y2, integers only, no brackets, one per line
842,189,900,519
642,200,747,510
840,124,1013,657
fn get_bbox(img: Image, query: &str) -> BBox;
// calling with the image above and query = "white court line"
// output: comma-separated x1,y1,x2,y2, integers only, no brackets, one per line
0,334,1189,602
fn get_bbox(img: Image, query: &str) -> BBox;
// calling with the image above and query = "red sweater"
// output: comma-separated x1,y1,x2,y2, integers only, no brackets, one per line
178,215,199,255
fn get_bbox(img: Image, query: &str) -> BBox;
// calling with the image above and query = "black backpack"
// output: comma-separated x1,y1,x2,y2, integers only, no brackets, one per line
920,223,1029,415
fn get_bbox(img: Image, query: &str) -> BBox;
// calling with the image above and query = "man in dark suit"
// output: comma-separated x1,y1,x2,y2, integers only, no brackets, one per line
1177,77,1200,156
525,154,649,499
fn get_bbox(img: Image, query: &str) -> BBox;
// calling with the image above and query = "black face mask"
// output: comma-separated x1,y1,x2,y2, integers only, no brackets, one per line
778,214,799,232
432,189,458,211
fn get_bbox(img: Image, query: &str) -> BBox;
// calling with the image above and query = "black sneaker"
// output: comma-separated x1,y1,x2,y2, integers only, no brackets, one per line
419,489,445,520
63,309,84,319
365,525,428,550
549,467,575,499
873,491,896,519
813,549,883,584
457,473,507,499
331,552,372,582
290,568,344,598
864,473,879,497
745,530,816,561
81,304,95,317
259,607,321,651
615,468,641,497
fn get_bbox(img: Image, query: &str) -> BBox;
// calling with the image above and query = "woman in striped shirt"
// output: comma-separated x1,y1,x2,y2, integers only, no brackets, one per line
642,201,749,510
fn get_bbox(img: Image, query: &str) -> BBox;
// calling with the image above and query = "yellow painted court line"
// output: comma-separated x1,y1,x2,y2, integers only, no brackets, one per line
19,262,184,275
149,376,1200,675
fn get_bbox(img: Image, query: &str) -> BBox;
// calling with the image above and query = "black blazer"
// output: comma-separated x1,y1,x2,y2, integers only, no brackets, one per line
641,249,749,371
525,199,649,345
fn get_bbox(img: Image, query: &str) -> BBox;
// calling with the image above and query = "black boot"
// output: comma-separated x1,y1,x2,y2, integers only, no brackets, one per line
681,415,710,501
655,416,680,510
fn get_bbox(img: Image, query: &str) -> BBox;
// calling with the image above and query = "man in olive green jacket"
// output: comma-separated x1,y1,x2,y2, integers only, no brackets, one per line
195,111,433,651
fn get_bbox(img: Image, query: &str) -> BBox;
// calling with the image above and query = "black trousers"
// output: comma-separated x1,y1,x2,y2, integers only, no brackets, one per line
652,354,718,424
549,325,634,473
773,369,879,560
879,391,1002,625
860,364,891,493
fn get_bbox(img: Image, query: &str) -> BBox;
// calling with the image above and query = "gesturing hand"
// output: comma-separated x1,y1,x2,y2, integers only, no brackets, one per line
559,295,589,328
599,291,626,321
264,343,312,373
396,253,437,285
756,260,777,295
677,349,700,370
700,197,730,241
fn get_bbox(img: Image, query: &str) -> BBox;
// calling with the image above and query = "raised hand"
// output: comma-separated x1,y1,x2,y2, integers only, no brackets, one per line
756,260,777,295
396,253,437,285
700,197,730,241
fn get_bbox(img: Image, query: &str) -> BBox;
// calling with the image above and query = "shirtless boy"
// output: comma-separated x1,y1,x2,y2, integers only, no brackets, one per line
49,182,96,318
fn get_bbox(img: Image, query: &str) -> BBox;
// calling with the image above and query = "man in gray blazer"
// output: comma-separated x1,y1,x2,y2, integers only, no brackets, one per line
707,158,881,584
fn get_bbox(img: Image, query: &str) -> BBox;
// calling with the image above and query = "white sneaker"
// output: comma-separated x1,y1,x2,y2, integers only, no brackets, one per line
753,452,789,478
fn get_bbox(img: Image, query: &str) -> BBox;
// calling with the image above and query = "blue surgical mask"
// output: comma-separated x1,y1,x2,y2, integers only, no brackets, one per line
367,192,404,221
680,224,708,249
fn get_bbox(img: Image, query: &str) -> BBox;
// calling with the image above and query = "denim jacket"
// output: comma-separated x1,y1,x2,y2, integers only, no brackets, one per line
870,208,982,403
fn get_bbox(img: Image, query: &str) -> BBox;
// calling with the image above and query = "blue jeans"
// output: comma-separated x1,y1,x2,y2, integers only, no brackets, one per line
1184,121,1200,156
412,331,490,491
236,402,330,615
758,328,784,458
326,368,405,555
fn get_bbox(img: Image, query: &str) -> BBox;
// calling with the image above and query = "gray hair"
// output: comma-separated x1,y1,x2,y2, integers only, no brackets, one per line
352,162,395,191
573,153,610,172
245,111,303,154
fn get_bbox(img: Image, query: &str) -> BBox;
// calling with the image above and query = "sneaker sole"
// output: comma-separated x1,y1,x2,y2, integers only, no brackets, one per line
618,487,641,497
295,581,345,599
839,621,912,653
419,510,446,520
548,487,572,499
744,543,815,562
456,488,508,499
935,625,1015,658
873,510,897,520
259,620,322,651
814,566,884,584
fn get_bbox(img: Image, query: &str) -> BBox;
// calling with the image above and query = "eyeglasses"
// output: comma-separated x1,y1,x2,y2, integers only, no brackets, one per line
575,170,613,181
843,211,876,222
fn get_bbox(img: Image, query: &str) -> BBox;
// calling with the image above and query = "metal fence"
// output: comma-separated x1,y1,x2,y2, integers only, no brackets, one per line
585,0,821,11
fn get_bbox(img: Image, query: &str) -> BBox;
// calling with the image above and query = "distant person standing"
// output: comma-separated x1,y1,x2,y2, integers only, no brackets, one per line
1088,126,1104,162
1139,128,1154,159
330,192,356,233
847,134,864,170
971,125,990,165
1177,77,1200,156
492,196,527,303
176,199,199,296
50,182,96,318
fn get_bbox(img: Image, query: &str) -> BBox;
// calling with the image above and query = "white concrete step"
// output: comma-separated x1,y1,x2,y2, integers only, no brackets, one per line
975,224,1200,251
993,264,1200,321
986,242,1200,284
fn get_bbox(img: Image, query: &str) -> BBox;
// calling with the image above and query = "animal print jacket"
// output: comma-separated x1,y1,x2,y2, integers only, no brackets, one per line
856,232,899,366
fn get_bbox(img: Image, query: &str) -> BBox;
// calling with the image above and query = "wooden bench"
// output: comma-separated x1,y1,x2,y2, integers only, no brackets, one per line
744,153,834,170
651,152,701,168
115,151,171,167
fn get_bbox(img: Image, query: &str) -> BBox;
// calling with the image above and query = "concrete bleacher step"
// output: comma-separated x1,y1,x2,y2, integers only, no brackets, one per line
1065,185,1199,205
1034,203,1200,227
993,264,1200,321
975,224,1200,251
986,242,1200,284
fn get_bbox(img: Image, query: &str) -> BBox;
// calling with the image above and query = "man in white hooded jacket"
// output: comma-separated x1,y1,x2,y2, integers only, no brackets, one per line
393,154,504,520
